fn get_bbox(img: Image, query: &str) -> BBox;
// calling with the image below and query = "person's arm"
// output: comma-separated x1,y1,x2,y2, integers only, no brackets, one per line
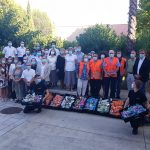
124,97,129,108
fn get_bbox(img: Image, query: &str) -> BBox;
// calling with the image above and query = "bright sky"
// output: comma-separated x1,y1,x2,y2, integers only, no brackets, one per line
15,0,129,39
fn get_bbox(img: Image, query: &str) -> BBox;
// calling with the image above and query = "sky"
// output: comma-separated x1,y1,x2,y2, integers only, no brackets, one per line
15,0,130,39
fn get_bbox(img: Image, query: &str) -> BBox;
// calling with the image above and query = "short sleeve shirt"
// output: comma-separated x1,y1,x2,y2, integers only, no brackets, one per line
65,54,77,71
21,69,35,82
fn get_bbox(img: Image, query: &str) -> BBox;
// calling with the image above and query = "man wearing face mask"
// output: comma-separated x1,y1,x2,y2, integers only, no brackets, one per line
133,49,150,93
49,41,60,56
17,41,26,63
103,50,120,99
89,54,103,98
126,50,136,91
74,46,84,63
3,41,17,59
21,63,35,93
115,51,126,99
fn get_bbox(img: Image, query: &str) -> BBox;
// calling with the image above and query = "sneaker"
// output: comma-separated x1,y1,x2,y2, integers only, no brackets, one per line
132,128,138,135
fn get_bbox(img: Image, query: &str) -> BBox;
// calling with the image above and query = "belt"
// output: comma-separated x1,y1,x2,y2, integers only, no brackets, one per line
128,72,133,74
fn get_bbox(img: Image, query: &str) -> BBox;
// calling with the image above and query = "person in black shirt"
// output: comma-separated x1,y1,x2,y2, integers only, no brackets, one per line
124,80,147,135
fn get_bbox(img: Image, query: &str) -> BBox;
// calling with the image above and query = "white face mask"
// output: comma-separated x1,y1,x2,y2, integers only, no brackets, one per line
23,59,27,63
26,51,30,55
14,60,18,63
21,44,24,47
131,83,134,89
109,53,114,58
51,51,55,55
26,66,31,70
93,57,97,61
65,51,69,54
84,58,88,62
8,43,12,47
130,53,135,58
52,44,55,48
69,51,72,55
88,56,92,59
101,55,105,59
2,60,5,64
117,54,121,58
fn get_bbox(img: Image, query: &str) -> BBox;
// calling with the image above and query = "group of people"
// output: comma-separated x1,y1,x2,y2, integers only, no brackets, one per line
0,40,150,135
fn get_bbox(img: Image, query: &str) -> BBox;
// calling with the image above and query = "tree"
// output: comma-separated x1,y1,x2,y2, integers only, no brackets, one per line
63,40,78,49
127,0,138,52
136,0,150,51
76,24,120,54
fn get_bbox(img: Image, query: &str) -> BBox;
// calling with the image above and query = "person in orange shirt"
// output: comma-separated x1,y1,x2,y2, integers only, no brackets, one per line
89,54,103,98
103,50,120,99
115,51,126,98
77,55,90,97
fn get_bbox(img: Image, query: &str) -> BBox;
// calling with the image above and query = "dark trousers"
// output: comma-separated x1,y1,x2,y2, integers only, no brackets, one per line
104,77,117,99
130,117,144,129
116,76,122,98
90,79,102,98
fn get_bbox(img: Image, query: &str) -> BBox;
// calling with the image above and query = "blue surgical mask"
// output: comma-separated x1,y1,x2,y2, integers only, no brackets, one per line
26,66,31,70
37,53,41,56
139,54,145,59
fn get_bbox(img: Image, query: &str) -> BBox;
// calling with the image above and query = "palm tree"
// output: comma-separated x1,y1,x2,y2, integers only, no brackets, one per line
127,0,138,52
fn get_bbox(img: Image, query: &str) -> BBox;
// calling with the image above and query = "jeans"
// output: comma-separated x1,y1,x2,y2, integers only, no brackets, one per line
127,73,134,91
77,79,88,96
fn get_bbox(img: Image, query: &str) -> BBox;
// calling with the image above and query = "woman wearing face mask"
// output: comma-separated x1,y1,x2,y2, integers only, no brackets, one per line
0,59,8,100
89,54,103,98
36,58,51,87
56,48,65,88
12,62,24,102
77,55,90,97
124,80,147,135
64,48,77,91
48,49,57,87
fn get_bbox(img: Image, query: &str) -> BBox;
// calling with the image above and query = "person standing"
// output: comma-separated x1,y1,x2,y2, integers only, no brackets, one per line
103,50,120,99
133,49,150,93
115,51,126,98
3,41,17,59
49,41,60,56
89,54,103,98
56,48,65,88
64,48,77,91
77,55,90,97
12,63,24,102
126,50,136,91
48,49,57,87
17,41,26,63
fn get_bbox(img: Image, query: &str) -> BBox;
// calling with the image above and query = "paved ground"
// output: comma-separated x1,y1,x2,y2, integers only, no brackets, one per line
0,99,149,150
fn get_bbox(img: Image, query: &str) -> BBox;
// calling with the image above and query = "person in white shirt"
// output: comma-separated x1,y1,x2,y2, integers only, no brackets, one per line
49,41,60,56
64,47,77,91
17,41,26,63
21,63,35,93
3,41,17,58
48,49,57,87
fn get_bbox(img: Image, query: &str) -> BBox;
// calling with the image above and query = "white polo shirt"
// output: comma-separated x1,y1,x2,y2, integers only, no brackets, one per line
21,69,35,82
3,46,17,58
17,46,26,57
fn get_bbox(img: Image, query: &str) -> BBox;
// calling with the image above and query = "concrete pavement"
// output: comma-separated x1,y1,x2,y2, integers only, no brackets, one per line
0,100,149,150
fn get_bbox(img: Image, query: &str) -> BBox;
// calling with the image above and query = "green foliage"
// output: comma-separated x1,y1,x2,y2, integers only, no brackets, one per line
76,24,126,54
0,0,61,49
63,40,78,49
136,0,150,51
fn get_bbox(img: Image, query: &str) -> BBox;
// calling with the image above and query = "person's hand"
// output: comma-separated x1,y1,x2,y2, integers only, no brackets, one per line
135,74,141,79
